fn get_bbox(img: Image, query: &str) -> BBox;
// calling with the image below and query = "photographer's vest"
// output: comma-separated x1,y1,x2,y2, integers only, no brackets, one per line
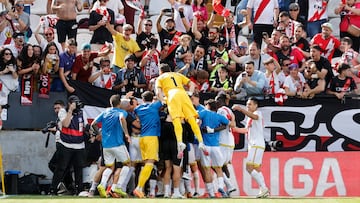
60,112,84,146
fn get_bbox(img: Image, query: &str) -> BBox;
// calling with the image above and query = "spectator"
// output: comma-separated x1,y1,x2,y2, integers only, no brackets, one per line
51,0,83,50
246,0,279,47
156,11,182,70
192,0,208,21
310,44,334,87
176,51,194,76
229,42,271,73
283,63,306,97
3,31,24,58
274,35,306,71
263,57,281,96
339,37,360,89
169,0,193,33
32,45,43,59
326,63,357,100
263,29,281,56
59,38,77,93
210,66,233,94
113,54,147,96
228,40,248,80
106,0,124,23
121,0,135,27
88,56,117,89
192,44,208,73
310,22,341,62
192,16,220,52
288,3,306,31
0,11,14,46
216,11,249,51
17,44,41,91
41,42,62,92
88,0,115,49
139,36,160,86
233,60,266,100
189,69,210,93
277,57,291,87
71,43,110,83
136,16,155,52
277,11,300,39
306,0,328,38
10,0,30,41
207,36,229,82
105,22,141,73
175,34,193,72
336,0,360,52
292,24,310,56
34,22,63,54
302,60,326,99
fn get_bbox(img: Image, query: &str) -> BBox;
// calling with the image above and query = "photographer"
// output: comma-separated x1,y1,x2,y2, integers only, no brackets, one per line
50,95,86,195
113,54,147,97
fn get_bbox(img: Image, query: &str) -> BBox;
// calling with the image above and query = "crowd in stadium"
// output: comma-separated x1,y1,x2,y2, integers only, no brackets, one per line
1,0,360,199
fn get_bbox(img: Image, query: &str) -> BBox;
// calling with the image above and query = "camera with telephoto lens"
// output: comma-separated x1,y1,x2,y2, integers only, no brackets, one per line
41,121,57,134
266,140,283,151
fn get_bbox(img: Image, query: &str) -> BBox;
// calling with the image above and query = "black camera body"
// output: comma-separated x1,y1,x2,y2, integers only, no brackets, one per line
145,37,158,50
41,121,57,134
72,100,84,113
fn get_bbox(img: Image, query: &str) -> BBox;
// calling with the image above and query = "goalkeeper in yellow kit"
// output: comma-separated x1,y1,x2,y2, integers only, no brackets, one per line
155,63,206,158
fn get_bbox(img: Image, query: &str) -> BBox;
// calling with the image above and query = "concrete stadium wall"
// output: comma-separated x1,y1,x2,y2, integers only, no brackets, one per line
0,130,56,179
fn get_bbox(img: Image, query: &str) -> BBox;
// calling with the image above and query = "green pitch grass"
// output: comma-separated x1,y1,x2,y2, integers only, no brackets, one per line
1,196,360,203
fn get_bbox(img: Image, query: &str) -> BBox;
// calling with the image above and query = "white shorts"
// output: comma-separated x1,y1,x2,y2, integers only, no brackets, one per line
200,146,225,167
188,143,196,164
193,143,201,161
246,146,265,167
129,136,142,162
103,145,130,166
220,145,234,164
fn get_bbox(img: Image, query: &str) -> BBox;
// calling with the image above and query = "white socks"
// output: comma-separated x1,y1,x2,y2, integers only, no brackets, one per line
100,168,112,187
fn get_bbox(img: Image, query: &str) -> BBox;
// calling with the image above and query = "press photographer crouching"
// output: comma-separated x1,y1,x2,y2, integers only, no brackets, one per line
50,95,86,195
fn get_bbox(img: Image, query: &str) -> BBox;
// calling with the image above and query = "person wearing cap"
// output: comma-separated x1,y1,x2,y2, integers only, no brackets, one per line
51,95,86,195
88,0,115,50
113,54,147,96
88,56,117,89
288,2,306,29
71,43,111,83
9,0,30,41
310,22,340,62
59,38,77,93
34,22,63,54
51,0,83,50
283,63,306,97
156,8,183,70
105,21,141,73
207,36,229,82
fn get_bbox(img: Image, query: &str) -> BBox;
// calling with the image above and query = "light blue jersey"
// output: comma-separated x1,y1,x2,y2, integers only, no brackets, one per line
94,107,128,148
135,100,162,137
199,109,229,146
